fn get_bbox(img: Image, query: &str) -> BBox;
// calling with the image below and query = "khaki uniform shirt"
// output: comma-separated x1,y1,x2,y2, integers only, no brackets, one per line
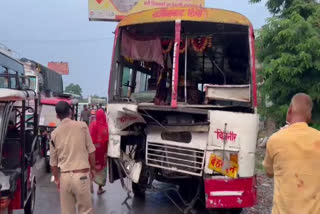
264,122,320,214
50,118,96,172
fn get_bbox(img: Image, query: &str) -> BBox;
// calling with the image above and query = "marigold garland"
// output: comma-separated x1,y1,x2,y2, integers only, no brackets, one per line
161,40,173,54
162,39,187,54
191,37,212,53
162,37,211,54
124,56,134,64
179,39,186,54
207,35,213,48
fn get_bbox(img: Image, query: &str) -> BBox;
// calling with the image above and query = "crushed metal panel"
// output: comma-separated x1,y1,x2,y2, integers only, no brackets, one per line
107,103,144,134
205,84,251,103
207,110,259,177
107,103,143,158
108,135,121,158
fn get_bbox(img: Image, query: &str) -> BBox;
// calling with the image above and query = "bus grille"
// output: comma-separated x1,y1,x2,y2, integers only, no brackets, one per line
146,142,205,176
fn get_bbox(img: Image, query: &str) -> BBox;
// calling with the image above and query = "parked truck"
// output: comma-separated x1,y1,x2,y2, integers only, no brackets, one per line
21,58,63,97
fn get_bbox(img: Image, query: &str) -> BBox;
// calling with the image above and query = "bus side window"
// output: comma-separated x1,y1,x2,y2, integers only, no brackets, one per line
135,71,150,92
121,67,132,97
8,69,17,89
0,66,9,88
10,77,17,89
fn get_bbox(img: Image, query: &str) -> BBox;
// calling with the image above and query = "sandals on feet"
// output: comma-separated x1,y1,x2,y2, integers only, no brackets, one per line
97,189,106,195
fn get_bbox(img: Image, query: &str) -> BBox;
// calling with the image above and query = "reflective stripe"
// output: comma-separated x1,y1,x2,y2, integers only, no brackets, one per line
210,191,243,196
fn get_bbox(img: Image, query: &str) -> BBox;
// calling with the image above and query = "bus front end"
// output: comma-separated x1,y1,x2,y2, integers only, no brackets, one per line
107,7,259,212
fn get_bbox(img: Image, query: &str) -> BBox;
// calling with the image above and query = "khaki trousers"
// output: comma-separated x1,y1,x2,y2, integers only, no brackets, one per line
60,172,93,214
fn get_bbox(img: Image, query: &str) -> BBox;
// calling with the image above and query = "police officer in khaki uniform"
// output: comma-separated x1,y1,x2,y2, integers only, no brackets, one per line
50,101,96,214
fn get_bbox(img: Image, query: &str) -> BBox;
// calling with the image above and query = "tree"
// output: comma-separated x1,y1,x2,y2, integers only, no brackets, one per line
65,83,82,96
250,0,295,14
252,0,320,126
249,0,318,15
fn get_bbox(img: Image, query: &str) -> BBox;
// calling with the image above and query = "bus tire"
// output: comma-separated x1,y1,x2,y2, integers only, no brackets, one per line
24,185,36,214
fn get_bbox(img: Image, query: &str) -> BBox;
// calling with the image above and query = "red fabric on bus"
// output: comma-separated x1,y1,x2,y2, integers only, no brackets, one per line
121,31,164,67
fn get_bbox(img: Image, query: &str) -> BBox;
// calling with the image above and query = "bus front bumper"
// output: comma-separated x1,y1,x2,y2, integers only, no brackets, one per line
204,176,257,209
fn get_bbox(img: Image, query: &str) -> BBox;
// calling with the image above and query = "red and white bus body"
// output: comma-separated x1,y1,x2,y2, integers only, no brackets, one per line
107,7,259,212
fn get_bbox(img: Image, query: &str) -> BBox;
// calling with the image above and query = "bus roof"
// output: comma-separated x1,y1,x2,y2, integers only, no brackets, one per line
119,7,251,27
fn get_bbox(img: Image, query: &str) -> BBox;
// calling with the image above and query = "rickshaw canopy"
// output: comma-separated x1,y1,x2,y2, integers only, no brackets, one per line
118,7,252,27
0,89,36,101
39,97,79,127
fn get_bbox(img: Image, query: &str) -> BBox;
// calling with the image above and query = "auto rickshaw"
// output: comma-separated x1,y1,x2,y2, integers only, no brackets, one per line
38,95,79,172
0,51,38,214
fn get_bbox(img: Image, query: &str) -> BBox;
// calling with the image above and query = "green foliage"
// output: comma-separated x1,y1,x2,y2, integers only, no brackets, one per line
310,123,320,130
250,0,295,14
65,83,82,96
250,0,317,15
254,0,320,126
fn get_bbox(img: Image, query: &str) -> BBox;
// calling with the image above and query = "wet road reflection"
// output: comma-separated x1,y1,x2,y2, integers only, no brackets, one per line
35,172,207,214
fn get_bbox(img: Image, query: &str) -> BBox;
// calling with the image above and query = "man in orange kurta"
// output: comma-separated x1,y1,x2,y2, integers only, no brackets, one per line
263,93,320,214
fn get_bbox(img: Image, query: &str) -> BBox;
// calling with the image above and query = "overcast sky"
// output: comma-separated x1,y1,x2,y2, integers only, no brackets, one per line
0,0,269,97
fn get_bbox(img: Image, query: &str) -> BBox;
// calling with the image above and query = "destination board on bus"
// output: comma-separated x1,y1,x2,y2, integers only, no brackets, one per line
88,0,205,21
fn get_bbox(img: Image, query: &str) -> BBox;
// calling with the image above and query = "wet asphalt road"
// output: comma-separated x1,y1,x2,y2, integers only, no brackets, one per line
33,158,197,214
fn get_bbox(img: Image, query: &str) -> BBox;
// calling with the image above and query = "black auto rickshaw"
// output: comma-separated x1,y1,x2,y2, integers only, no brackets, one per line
0,51,38,214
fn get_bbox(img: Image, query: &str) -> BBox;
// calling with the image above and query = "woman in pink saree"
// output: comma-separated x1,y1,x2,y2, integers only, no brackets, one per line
89,109,109,194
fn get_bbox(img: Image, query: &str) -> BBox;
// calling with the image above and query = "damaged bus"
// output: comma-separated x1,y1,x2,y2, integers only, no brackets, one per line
107,7,259,213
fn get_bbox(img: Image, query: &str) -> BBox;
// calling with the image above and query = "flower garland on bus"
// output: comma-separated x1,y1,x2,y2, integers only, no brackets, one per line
124,56,134,64
179,39,186,54
191,37,206,52
161,40,173,54
208,35,213,48
161,39,186,54
190,36,213,53
161,36,212,54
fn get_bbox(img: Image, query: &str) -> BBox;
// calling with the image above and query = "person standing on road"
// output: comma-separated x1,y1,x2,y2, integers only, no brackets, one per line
80,105,91,126
263,93,320,214
50,101,96,214
89,109,109,195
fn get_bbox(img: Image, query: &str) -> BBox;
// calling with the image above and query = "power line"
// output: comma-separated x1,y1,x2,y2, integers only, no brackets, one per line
0,37,114,43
